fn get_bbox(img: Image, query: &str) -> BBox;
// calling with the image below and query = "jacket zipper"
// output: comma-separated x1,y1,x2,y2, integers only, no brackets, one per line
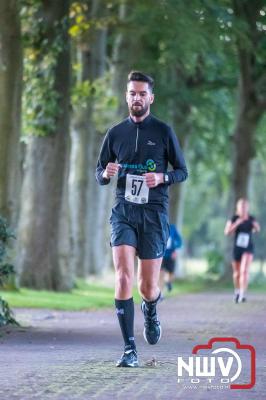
135,125,139,152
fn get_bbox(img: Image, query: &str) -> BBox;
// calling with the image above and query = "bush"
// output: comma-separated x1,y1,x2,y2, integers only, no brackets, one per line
206,249,224,276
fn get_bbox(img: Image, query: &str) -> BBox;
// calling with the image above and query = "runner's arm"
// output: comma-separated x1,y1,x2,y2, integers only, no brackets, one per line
224,218,243,235
95,131,116,185
166,128,188,185
252,219,261,233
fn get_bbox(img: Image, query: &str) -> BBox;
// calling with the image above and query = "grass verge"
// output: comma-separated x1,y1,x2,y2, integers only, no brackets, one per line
0,277,265,311
0,278,205,311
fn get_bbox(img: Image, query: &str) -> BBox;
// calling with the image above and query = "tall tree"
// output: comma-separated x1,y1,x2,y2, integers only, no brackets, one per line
220,0,266,279
84,0,119,274
69,0,96,277
69,0,113,276
0,0,22,225
17,0,72,290
230,0,266,204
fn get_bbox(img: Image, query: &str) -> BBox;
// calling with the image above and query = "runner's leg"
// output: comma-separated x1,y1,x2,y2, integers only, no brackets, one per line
159,268,165,292
138,258,162,301
166,272,175,291
232,261,240,289
113,245,137,352
239,253,253,301
138,258,162,345
232,261,240,302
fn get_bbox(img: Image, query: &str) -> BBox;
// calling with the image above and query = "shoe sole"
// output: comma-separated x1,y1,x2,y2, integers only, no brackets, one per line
143,324,162,345
116,361,139,368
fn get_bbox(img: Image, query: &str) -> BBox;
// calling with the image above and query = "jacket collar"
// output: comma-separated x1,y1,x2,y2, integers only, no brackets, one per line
127,113,152,127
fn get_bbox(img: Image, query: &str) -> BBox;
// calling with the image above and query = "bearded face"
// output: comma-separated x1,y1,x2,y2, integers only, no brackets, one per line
130,101,149,117
126,81,154,119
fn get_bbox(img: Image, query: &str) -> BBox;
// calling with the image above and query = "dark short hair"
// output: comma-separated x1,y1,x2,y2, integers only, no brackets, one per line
127,71,154,92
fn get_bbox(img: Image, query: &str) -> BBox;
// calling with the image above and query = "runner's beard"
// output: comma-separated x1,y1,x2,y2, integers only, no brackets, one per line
130,103,149,117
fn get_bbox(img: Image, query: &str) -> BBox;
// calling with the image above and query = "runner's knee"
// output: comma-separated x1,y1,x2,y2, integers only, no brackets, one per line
138,280,157,299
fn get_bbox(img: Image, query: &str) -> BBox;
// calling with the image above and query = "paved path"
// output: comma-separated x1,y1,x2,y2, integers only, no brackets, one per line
0,292,265,400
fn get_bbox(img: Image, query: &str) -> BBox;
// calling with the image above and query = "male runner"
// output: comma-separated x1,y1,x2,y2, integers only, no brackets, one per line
95,71,188,367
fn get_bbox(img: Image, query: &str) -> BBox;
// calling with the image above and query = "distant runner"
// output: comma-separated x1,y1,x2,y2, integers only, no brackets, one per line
160,224,182,293
224,198,260,303
96,71,188,367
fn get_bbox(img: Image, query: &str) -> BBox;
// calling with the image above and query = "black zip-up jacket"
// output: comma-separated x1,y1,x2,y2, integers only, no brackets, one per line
95,114,188,212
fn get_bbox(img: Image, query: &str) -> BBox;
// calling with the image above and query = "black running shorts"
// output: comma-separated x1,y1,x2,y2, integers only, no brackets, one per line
161,257,175,273
233,247,253,262
110,202,170,260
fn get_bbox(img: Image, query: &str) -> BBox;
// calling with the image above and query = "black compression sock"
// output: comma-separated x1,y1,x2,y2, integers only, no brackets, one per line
115,298,136,351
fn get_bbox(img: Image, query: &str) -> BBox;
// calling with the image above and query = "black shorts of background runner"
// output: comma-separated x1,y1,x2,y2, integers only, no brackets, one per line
161,258,175,273
233,248,253,262
110,202,170,260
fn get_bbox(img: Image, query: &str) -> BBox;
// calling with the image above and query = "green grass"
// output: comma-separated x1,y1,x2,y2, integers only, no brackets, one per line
0,277,265,311
169,276,266,296
0,279,143,311
0,281,114,311
165,278,208,296
0,278,205,311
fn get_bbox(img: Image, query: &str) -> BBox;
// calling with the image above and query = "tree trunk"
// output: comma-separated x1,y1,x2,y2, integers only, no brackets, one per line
223,90,263,281
69,64,92,277
85,38,109,274
230,0,265,205
169,96,191,278
168,64,193,227
0,0,22,225
231,88,262,207
110,2,129,118
69,0,109,276
17,0,72,290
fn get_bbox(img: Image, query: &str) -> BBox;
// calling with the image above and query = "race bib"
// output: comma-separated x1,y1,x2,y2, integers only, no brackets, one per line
125,174,149,204
236,233,250,248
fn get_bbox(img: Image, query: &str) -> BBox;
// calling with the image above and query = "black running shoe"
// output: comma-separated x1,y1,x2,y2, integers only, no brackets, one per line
234,294,239,303
241,297,247,303
141,301,162,345
116,349,139,368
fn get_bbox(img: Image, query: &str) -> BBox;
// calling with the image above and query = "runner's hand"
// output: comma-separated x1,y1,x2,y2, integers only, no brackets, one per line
103,163,120,179
144,173,164,188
